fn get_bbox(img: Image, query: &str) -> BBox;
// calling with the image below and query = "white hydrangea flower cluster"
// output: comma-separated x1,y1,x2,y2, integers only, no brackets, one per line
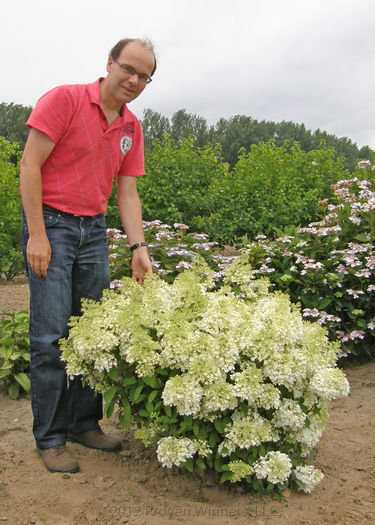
162,374,203,415
291,409,328,456
272,398,306,431
253,451,293,484
256,384,281,409
60,292,130,384
134,420,162,447
219,411,279,455
294,465,324,493
309,368,350,400
200,381,238,415
156,436,197,467
60,257,350,492
228,455,324,488
231,363,263,402
228,460,253,482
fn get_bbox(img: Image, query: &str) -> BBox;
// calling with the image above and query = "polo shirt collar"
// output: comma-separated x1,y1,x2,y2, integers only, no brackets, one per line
87,78,126,119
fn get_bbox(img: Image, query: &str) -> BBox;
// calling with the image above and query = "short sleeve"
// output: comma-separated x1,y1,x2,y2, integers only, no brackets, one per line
26,86,75,144
118,114,145,177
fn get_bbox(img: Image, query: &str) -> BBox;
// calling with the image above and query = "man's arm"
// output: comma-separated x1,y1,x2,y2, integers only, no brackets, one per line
117,175,152,284
20,129,55,277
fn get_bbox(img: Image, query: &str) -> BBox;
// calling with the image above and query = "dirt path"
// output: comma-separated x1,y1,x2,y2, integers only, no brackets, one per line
1,281,375,525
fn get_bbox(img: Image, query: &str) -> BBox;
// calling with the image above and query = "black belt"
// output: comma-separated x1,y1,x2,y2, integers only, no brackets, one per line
42,204,99,218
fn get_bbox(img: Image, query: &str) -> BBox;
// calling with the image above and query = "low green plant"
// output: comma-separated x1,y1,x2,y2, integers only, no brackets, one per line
60,257,348,495
0,311,30,399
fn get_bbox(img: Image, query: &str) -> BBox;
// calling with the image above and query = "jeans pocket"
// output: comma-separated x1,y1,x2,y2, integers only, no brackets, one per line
43,210,60,228
95,214,106,229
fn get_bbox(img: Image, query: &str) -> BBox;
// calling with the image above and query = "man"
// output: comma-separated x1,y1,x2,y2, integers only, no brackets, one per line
20,38,155,473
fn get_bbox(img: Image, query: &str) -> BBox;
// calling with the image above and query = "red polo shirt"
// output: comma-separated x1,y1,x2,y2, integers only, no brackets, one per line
26,79,145,216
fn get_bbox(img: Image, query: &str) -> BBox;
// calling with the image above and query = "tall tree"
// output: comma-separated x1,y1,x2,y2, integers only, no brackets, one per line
140,108,171,149
312,129,360,170
273,121,312,151
212,115,276,166
0,102,32,146
358,145,375,162
170,109,210,147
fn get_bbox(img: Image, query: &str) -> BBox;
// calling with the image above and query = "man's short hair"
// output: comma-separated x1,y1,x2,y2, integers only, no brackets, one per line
109,38,157,76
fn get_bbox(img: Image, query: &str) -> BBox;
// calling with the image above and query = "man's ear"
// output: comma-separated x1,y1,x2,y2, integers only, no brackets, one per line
106,57,114,74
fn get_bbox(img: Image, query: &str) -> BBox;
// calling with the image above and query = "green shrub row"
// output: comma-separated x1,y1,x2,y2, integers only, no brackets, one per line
0,134,357,279
107,136,351,244
0,137,24,279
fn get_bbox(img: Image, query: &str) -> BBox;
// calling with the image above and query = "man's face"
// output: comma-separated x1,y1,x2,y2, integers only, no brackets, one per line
106,41,155,105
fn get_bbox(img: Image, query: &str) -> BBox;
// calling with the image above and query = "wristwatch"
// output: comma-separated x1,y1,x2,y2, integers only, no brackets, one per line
130,242,148,252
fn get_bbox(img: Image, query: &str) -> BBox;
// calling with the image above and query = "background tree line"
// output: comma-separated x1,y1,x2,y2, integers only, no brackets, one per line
141,108,374,170
1,102,374,171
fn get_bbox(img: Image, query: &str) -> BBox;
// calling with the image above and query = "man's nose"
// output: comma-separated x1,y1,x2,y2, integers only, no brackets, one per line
128,72,139,84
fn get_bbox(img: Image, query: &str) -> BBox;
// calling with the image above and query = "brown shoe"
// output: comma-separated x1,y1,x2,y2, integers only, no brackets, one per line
68,429,122,451
38,445,79,473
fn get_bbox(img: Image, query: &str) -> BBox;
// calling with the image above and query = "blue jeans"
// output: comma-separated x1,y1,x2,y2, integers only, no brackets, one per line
22,206,110,449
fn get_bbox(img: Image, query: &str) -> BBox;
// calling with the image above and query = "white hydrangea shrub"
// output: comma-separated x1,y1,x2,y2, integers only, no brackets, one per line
60,257,349,493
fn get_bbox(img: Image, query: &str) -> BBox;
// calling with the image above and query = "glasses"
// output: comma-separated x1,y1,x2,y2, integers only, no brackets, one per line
114,60,152,85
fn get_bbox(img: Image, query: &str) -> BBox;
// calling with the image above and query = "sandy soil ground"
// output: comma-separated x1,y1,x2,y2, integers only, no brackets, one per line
1,279,375,525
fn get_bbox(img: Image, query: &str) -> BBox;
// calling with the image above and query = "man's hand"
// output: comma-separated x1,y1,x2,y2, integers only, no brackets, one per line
117,176,153,284
131,246,153,284
20,128,55,277
27,234,51,277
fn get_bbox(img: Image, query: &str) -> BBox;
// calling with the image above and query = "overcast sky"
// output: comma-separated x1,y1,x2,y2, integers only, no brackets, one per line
2,0,374,148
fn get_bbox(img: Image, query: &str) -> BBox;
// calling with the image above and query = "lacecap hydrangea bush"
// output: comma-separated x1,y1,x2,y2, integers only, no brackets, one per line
241,170,375,360
60,256,349,495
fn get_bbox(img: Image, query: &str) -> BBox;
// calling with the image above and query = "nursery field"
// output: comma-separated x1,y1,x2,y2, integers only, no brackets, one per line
0,280,375,525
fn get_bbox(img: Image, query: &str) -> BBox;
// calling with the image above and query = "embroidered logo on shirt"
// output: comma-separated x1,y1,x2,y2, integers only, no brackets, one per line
120,136,133,155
